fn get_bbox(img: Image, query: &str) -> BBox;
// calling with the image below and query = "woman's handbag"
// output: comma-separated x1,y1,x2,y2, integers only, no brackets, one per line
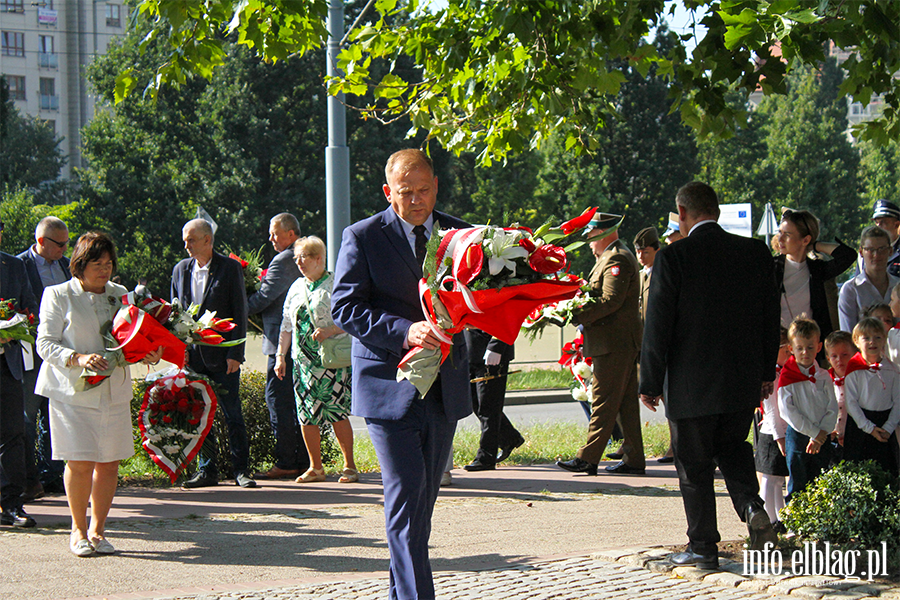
299,279,352,369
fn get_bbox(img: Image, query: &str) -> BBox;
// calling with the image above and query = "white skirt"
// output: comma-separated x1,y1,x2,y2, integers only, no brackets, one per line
50,395,134,463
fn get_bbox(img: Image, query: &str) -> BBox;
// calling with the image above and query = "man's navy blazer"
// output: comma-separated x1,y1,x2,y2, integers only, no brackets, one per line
1,252,39,381
171,250,247,372
332,206,472,422
640,222,780,420
17,247,70,304
248,249,300,355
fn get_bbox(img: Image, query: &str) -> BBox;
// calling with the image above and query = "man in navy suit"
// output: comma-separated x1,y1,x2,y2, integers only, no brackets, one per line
640,182,779,569
171,218,255,489
248,213,309,480
0,221,39,527
17,216,70,499
332,149,471,600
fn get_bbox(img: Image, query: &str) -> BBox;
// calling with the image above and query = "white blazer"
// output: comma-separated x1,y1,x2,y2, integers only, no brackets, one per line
35,279,132,408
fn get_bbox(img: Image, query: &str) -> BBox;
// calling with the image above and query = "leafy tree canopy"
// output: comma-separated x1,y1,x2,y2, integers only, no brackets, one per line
122,0,900,164
0,77,66,189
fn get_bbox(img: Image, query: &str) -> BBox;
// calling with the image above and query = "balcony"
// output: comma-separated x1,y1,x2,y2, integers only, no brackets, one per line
38,52,57,68
39,94,58,110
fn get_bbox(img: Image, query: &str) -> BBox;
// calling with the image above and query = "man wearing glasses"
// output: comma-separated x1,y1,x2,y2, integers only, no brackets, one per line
17,216,71,500
838,225,900,332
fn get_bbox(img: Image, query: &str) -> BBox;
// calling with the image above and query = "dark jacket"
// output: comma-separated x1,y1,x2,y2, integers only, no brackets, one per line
171,251,247,372
247,249,300,355
640,223,780,420
1,252,39,381
774,240,857,339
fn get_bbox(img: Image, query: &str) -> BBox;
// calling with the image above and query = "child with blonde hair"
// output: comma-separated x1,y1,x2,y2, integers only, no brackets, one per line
843,317,900,477
778,318,838,499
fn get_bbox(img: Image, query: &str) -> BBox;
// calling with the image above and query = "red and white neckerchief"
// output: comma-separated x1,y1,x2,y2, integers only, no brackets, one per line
843,352,886,390
778,355,817,388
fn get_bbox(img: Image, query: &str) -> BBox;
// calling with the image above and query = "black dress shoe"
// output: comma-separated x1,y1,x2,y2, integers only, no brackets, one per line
463,459,496,472
605,451,624,460
234,472,257,488
657,455,675,464
556,457,598,476
182,471,218,489
1,507,37,528
670,550,718,569
496,438,525,463
746,506,777,550
604,460,646,475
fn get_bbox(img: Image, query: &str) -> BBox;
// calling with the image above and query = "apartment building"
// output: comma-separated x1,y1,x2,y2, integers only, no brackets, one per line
1,0,125,179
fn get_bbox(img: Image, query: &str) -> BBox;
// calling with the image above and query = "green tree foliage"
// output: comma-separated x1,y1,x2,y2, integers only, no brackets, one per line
756,59,865,242
0,186,83,255
859,139,900,209
125,1,900,164
0,77,66,190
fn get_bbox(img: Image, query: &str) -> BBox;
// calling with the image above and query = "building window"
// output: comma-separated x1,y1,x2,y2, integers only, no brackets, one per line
39,35,57,68
105,4,121,27
39,77,58,110
1,31,25,57
4,74,26,100
1,0,25,13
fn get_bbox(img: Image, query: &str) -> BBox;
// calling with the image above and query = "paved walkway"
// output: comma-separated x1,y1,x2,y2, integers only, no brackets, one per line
2,462,898,600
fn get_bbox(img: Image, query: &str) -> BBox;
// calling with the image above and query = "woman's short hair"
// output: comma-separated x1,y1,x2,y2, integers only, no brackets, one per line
860,225,890,247
70,231,117,279
293,235,326,261
780,209,820,253
853,316,887,342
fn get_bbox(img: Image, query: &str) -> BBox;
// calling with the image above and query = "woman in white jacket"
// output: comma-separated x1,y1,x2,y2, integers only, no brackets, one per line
36,232,161,557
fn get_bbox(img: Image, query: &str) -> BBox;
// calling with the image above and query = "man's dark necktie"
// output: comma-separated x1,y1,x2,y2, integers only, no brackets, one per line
413,225,428,269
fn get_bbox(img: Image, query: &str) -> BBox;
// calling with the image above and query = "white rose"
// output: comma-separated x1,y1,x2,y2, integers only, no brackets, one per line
572,387,589,402
574,361,593,381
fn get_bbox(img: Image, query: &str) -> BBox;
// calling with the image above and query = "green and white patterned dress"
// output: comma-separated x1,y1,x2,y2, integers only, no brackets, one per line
280,272,351,426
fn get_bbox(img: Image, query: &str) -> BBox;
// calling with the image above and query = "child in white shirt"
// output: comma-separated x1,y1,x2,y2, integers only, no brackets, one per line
844,317,900,477
755,327,791,528
778,318,838,500
824,331,856,460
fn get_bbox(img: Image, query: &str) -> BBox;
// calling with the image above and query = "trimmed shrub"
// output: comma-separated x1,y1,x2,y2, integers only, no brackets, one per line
782,460,900,573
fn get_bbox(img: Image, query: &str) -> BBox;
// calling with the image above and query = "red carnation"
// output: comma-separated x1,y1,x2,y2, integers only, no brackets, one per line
177,398,189,412
162,415,173,423
259,269,268,281
559,207,598,235
529,245,566,274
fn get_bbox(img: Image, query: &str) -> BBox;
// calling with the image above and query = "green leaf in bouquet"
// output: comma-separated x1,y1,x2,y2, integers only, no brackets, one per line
531,220,554,240
564,240,587,253
541,229,566,243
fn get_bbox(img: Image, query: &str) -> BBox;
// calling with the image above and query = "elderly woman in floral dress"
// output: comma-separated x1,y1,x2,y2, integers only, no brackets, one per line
274,236,356,483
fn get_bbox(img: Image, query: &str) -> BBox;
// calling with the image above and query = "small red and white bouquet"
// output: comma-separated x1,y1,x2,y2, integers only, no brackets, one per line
227,247,265,297
137,369,217,483
0,298,38,345
558,334,593,402
521,291,594,341
398,208,599,395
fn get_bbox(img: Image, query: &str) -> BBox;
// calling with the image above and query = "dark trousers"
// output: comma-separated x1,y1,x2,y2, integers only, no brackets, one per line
577,351,644,468
470,362,522,463
22,368,64,487
670,409,763,556
844,407,900,478
365,384,456,600
785,426,832,501
0,358,26,511
193,366,249,477
265,354,308,471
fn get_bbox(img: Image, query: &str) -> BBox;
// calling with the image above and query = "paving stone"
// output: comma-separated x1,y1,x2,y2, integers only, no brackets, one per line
672,566,717,581
703,572,748,588
647,559,676,574
790,586,832,599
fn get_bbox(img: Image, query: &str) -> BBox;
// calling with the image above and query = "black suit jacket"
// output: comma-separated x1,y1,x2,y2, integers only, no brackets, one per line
640,223,779,420
171,251,247,372
0,252,39,381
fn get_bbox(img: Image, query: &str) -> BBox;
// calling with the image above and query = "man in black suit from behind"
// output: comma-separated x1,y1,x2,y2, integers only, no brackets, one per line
171,218,254,489
17,216,70,498
640,182,779,569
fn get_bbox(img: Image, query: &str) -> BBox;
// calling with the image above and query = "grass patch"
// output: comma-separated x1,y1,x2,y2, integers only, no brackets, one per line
119,419,674,484
507,368,571,390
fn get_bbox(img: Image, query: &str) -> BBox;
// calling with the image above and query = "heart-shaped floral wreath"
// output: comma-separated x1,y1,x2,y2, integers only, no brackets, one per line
138,370,217,482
